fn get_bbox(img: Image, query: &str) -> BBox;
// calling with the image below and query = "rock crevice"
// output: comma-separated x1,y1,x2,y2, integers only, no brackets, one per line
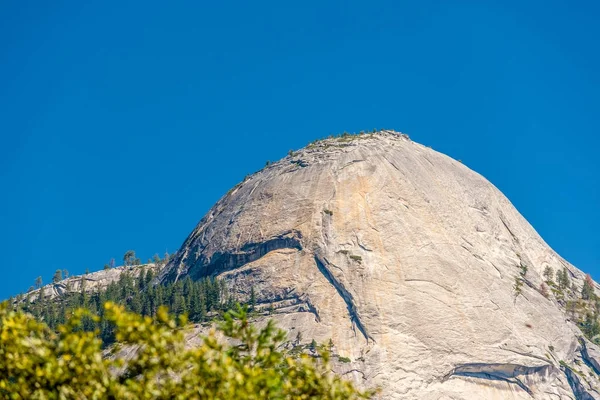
314,254,373,344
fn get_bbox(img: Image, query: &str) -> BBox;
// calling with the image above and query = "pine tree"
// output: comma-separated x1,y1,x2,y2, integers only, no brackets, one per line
250,286,257,312
35,276,43,289
172,289,186,315
543,266,554,283
38,286,46,303
52,269,62,283
123,250,136,267
582,274,595,300
582,312,600,340
79,276,88,308
145,269,154,288
129,293,143,314
558,268,570,290
138,269,147,291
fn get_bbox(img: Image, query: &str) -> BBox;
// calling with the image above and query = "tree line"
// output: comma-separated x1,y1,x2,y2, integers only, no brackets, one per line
15,267,236,345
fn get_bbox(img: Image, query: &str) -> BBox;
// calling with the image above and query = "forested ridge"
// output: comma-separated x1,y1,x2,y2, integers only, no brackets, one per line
14,267,239,344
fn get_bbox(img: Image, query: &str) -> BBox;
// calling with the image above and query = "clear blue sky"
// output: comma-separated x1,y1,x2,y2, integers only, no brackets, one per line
1,1,598,299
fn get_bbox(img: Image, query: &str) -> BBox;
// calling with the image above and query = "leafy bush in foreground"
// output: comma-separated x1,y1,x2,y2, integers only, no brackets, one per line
0,302,373,399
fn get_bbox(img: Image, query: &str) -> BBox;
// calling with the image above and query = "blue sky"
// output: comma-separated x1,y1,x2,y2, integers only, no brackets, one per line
1,1,598,299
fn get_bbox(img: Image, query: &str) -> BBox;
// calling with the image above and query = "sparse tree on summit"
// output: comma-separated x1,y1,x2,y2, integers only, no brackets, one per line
35,276,43,289
123,250,136,266
52,270,63,283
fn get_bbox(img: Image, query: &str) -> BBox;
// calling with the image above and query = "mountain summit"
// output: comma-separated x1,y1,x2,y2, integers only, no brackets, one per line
161,131,600,399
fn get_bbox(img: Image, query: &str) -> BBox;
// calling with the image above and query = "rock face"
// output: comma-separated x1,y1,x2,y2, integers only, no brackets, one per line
161,131,600,399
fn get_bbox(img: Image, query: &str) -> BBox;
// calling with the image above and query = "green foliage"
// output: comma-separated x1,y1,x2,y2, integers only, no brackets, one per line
513,262,527,300
18,274,233,345
52,270,63,283
514,276,523,298
543,266,554,283
582,274,595,300
557,268,570,290
123,250,137,267
580,312,600,343
338,356,352,363
519,263,528,277
349,255,362,263
0,302,372,399
324,209,333,216
249,285,257,312
306,129,386,148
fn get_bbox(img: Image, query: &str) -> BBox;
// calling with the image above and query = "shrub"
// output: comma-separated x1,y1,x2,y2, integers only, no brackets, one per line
519,263,528,277
0,302,374,399
514,276,523,298
349,255,362,263
338,356,352,363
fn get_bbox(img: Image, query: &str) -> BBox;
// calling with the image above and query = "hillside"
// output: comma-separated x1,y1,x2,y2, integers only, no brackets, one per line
159,130,600,399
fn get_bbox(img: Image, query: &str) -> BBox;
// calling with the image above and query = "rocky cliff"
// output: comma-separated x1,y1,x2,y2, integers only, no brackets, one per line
161,130,600,399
